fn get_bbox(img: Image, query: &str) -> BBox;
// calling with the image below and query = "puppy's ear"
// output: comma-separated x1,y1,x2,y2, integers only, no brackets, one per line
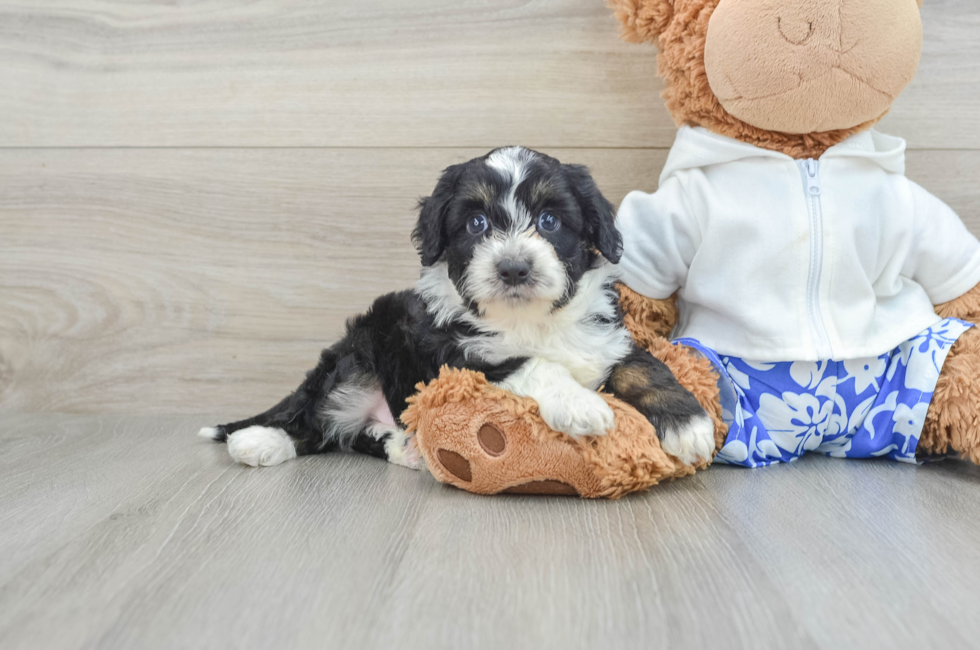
413,163,465,266
564,164,623,264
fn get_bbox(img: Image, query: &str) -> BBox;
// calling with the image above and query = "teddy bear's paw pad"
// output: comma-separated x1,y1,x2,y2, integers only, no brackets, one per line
503,480,579,496
477,423,506,456
436,449,472,482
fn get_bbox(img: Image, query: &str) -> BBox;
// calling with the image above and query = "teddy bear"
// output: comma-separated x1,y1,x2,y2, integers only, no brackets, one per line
402,0,980,497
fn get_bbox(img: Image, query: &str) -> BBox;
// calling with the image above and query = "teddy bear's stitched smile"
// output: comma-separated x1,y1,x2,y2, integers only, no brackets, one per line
704,0,922,134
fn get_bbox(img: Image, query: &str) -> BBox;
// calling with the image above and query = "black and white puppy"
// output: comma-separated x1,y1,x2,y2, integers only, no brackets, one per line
198,147,714,469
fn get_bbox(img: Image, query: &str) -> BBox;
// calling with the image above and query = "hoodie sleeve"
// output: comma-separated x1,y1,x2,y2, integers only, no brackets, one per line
615,176,700,300
905,180,980,305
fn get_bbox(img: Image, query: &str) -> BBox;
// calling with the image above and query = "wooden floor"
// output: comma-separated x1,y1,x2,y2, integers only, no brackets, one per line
3,413,980,650
4,1,980,648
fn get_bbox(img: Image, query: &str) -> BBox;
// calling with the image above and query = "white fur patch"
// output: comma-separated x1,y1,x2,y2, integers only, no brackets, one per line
227,426,298,467
487,146,534,232
659,414,716,466
366,423,421,470
500,358,615,438
418,262,630,390
417,263,467,328
319,379,390,451
465,229,566,307
197,426,222,441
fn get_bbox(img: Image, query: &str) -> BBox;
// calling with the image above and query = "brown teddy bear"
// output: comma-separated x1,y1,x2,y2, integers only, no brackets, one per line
403,0,980,497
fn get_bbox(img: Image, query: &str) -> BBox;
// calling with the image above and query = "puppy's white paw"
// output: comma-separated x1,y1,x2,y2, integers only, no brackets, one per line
383,428,422,471
538,389,615,438
226,426,297,467
660,414,716,466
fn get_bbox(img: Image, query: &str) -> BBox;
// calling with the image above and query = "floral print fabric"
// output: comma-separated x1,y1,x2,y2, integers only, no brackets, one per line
674,318,974,467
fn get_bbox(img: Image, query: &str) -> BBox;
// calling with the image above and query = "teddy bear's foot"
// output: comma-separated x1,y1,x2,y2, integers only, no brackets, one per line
416,402,601,497
919,326,980,463
432,422,584,496
402,367,696,499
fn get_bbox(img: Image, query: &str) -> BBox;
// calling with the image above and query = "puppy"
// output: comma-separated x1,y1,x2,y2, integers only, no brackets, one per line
198,147,715,469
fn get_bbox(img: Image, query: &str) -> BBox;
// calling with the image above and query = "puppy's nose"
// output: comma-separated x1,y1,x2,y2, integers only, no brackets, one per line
497,259,532,286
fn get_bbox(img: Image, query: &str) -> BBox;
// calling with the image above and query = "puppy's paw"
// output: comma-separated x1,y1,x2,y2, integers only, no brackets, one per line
659,414,715,466
538,389,615,438
227,426,298,467
384,429,422,471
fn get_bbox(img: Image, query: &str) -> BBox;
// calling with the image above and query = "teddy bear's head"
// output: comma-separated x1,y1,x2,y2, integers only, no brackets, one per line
611,0,924,158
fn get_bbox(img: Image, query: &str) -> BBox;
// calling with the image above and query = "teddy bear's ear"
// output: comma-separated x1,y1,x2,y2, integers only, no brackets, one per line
608,0,675,44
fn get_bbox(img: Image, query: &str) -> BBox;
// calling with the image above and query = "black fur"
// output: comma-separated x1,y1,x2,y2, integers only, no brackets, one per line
209,290,527,455
413,163,466,267
562,164,623,264
606,343,708,438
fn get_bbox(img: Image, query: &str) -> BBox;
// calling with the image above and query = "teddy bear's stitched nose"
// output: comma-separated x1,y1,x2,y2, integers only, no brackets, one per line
776,1,862,55
778,15,814,45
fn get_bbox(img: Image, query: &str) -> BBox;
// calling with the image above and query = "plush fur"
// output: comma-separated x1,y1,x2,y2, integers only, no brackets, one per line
609,0,892,159
403,367,698,499
919,283,980,462
607,0,980,466
703,0,922,134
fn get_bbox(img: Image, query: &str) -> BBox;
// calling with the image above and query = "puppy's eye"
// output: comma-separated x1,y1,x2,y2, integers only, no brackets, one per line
467,214,489,235
537,212,560,233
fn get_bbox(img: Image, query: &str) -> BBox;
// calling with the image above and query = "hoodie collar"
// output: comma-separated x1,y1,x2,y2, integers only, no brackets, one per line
660,126,907,184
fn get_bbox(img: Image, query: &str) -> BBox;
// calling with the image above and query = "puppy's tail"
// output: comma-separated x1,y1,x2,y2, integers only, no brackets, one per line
197,414,268,443
196,394,302,444
197,425,228,442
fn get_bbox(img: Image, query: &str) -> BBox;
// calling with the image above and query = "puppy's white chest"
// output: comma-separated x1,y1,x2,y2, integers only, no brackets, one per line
497,321,628,389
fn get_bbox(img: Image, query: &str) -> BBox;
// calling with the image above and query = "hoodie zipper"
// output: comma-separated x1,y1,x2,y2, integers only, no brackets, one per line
798,159,834,360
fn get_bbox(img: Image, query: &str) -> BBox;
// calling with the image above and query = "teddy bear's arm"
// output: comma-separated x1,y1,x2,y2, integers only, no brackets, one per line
617,283,679,349
935,281,980,324
907,182,980,309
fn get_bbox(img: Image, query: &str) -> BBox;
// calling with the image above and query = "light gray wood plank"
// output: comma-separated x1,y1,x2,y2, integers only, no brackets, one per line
0,413,437,650
2,413,980,650
2,147,978,415
0,0,667,149
0,0,976,149
880,0,980,149
705,460,980,649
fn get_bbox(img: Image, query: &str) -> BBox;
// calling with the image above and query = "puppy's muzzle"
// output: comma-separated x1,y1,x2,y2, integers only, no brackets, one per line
497,258,532,286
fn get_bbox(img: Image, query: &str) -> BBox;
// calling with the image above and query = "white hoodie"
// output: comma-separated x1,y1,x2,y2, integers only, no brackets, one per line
617,126,980,362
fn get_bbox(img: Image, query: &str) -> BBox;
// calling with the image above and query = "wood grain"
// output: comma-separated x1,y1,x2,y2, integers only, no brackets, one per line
0,0,976,149
2,147,977,415
2,413,980,650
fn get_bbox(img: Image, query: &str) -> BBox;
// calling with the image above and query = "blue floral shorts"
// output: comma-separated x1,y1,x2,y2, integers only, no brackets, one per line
675,318,974,467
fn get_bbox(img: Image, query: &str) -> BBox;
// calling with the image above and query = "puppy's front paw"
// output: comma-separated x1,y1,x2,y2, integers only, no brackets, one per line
659,414,715,466
538,389,615,438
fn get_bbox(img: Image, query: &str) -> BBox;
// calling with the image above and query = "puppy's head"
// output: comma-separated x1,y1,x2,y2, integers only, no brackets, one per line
413,147,621,313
